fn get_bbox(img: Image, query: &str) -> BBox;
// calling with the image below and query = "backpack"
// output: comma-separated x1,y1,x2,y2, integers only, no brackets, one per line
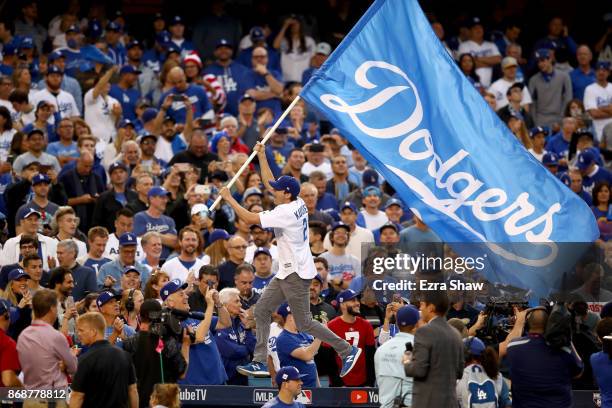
464,365,501,408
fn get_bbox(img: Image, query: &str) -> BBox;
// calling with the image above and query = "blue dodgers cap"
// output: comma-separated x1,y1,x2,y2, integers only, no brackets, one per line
19,37,34,49
120,65,142,75
467,16,483,28
126,40,143,50
464,336,487,356
331,221,350,233
86,20,103,38
31,173,50,185
169,15,184,25
269,175,300,197
396,305,420,327
576,148,597,170
362,168,379,187
122,265,140,275
277,302,291,319
216,38,233,49
47,65,64,75
8,268,30,281
336,289,358,304
340,201,357,213
148,186,171,198
542,152,559,166
209,229,230,244
118,232,138,246
596,61,611,70
96,291,121,308
379,221,399,234
529,126,549,138
384,198,403,210
363,185,381,197
48,50,64,62
156,31,171,45
250,26,265,42
253,247,272,258
166,45,180,55
106,21,122,32
313,274,324,284
275,366,307,386
21,208,41,220
160,279,189,301
119,119,135,129
65,24,80,34
108,162,128,174
142,108,159,123
534,48,551,60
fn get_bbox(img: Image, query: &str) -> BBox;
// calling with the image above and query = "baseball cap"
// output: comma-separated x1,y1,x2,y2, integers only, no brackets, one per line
269,176,300,198
96,291,121,309
160,279,189,301
313,274,324,284
576,148,597,170
167,46,181,56
169,16,184,26
156,31,171,45
106,21,122,32
464,336,486,356
21,208,41,220
31,173,50,185
254,247,272,258
336,289,358,304
210,170,228,182
183,53,202,68
529,126,549,138
47,65,63,75
126,40,143,50
384,198,403,210
596,61,611,70
118,232,138,246
19,37,34,49
331,221,350,233
240,93,255,103
308,142,325,153
209,229,230,244
137,133,158,144
123,265,140,275
363,185,381,197
48,50,64,62
191,203,210,218
119,118,135,128
534,48,551,60
340,201,358,213
467,16,483,28
249,26,265,42
501,56,518,69
275,366,307,388
379,221,399,234
506,82,524,96
601,301,612,318
362,169,379,187
277,302,291,319
65,24,80,34
542,152,559,166
8,268,30,281
108,162,128,174
148,186,171,198
216,38,233,49
141,108,159,123
396,305,420,326
86,20,103,38
120,65,142,75
243,187,263,200
315,42,332,56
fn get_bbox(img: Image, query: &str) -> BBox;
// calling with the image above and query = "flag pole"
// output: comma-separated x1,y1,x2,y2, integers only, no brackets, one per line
209,95,302,211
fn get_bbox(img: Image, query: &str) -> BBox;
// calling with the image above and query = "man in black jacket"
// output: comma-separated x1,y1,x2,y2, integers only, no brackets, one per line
123,299,190,408
92,162,137,233
168,130,218,182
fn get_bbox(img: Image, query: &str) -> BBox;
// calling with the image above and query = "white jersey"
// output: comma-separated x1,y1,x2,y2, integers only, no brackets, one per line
31,88,80,124
259,197,317,280
154,134,187,163
584,82,612,142
488,77,532,109
267,322,283,371
160,255,210,282
457,40,501,87
84,88,119,143
0,129,16,162
359,209,389,231
324,225,374,263
103,233,144,261
301,161,332,180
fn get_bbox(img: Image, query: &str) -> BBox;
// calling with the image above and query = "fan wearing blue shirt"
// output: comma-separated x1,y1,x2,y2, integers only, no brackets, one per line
262,366,307,408
105,22,127,66
167,16,194,58
265,128,295,178
570,45,596,101
591,319,612,408
109,65,142,121
545,117,577,162
158,67,213,124
203,39,251,116
133,187,178,260
243,46,283,118
143,31,172,73
577,148,612,195
237,27,281,73
275,303,319,388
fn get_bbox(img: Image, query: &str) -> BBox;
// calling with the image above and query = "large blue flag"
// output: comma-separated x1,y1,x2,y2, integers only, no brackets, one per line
301,0,599,296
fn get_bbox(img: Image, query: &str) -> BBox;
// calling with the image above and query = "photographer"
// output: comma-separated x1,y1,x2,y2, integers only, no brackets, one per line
506,308,583,408
123,299,190,408
591,318,612,408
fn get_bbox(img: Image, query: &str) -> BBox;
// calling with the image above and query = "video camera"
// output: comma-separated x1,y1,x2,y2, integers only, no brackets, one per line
477,297,529,345
147,307,204,343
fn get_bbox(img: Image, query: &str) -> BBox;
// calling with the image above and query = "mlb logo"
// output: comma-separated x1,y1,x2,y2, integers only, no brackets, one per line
295,390,312,404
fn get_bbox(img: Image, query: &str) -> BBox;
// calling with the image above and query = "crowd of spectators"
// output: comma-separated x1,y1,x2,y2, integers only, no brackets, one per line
0,1,611,407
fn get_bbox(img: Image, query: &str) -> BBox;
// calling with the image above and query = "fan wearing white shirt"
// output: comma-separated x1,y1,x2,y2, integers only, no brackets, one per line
103,208,144,260
488,57,532,109
161,227,210,283
30,66,79,123
583,61,612,142
301,142,332,179
84,66,122,144
457,17,501,88
359,186,389,231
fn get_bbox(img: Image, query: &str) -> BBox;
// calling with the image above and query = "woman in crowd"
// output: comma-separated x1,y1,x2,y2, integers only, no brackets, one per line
457,53,483,94
144,271,170,303
0,107,16,165
21,100,55,143
120,288,144,330
149,383,181,408
592,182,611,221
506,114,532,149
0,269,32,340
564,99,592,130
274,15,316,82
204,229,230,266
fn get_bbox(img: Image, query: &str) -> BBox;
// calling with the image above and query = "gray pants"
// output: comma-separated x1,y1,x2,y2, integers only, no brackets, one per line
253,272,352,362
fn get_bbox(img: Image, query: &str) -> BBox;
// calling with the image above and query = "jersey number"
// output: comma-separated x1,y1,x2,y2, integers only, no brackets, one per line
302,218,307,242
345,331,360,347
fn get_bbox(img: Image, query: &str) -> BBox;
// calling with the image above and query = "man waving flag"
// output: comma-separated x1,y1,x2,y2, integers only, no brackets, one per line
300,0,599,297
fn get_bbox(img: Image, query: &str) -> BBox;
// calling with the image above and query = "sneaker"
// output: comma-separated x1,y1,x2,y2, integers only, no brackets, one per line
340,346,362,377
236,361,270,377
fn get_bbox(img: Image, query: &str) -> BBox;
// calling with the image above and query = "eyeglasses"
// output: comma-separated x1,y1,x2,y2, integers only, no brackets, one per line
229,245,248,250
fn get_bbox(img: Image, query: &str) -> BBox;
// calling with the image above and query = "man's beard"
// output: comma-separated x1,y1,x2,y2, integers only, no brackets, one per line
347,307,360,316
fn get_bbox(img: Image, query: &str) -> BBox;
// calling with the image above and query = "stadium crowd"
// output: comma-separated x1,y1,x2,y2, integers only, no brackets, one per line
0,1,611,407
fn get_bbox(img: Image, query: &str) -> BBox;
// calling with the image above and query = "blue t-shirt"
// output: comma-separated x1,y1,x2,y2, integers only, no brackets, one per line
104,324,136,348
179,317,228,385
133,211,177,259
262,398,305,408
583,167,612,195
545,133,570,160
569,68,595,102
60,48,95,77
316,193,339,212
106,43,126,66
158,84,213,124
242,70,283,118
591,351,612,408
82,257,112,277
203,61,251,116
237,46,281,73
275,330,318,388
265,142,295,178
109,84,141,121
46,141,79,158
253,274,275,295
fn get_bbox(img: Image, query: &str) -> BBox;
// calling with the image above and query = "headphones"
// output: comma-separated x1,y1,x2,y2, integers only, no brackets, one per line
125,289,135,312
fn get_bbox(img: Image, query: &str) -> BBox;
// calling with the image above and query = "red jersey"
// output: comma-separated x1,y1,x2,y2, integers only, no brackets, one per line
0,329,20,386
327,316,375,386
